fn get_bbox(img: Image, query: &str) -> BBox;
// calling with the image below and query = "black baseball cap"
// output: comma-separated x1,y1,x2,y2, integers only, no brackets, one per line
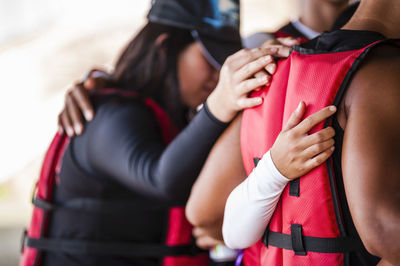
147,0,242,69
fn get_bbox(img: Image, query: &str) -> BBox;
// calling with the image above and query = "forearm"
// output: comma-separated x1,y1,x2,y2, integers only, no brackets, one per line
223,151,289,249
85,102,228,202
186,114,245,227
154,102,229,202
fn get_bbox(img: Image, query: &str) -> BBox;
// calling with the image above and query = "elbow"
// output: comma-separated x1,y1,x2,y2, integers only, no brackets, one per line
185,201,198,226
222,219,256,250
185,197,211,228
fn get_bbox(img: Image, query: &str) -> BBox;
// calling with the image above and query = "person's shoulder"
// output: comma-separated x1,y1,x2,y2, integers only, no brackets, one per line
91,96,160,131
96,96,153,118
346,43,400,109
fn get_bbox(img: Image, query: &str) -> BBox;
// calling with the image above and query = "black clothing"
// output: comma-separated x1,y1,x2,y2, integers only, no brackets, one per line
42,96,228,266
331,2,360,31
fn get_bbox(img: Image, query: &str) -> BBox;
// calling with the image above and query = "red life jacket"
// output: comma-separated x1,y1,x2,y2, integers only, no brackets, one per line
240,32,399,265
240,26,309,266
20,89,208,266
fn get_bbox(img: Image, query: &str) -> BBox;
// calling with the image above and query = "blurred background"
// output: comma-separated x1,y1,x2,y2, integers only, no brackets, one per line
0,0,298,265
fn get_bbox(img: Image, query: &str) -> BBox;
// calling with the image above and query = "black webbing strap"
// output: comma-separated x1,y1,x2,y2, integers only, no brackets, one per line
262,227,363,254
23,235,205,257
291,224,306,255
289,179,300,197
253,157,261,167
32,197,169,213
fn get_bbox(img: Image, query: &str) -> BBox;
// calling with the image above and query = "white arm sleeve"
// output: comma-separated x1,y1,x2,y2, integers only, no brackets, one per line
222,150,289,249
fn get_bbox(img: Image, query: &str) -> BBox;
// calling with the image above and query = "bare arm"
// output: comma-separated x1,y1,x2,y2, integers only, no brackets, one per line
185,113,245,242
342,46,400,265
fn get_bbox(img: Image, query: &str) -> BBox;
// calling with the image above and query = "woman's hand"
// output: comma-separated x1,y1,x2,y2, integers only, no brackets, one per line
192,226,224,249
270,101,337,179
58,69,110,137
206,37,299,123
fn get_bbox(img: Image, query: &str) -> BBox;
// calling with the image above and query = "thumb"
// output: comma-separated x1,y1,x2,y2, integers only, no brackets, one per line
282,101,306,131
277,37,300,47
273,45,292,58
83,77,108,91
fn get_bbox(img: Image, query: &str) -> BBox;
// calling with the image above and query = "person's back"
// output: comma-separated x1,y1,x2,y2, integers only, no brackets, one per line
42,96,171,266
240,1,400,265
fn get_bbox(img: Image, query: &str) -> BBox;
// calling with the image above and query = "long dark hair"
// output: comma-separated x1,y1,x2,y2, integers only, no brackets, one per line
111,22,194,128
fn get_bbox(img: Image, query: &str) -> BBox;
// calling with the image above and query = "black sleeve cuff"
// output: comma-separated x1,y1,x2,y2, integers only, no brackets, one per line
202,101,231,128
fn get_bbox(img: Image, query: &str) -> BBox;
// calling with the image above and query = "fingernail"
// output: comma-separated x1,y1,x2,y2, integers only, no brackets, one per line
266,64,276,74
255,97,263,104
329,105,337,112
258,75,268,83
66,127,74,137
263,55,272,63
58,126,64,134
85,111,94,121
296,102,302,113
331,146,335,151
269,47,278,53
74,125,82,135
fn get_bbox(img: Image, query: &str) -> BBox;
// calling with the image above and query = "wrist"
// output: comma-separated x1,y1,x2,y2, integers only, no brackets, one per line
263,150,290,182
206,91,235,123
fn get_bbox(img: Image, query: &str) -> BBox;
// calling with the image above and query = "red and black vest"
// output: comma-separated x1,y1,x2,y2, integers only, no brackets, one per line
240,31,399,265
20,89,208,266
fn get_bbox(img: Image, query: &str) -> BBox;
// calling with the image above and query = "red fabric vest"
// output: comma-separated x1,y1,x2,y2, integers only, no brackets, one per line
241,27,309,266
240,37,398,265
20,89,208,266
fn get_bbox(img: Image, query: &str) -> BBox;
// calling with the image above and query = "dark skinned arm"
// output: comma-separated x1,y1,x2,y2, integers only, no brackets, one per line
341,46,400,265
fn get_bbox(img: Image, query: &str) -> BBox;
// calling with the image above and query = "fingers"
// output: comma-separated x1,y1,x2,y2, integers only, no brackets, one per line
260,37,297,58
58,110,74,137
226,47,277,72
263,44,292,58
237,96,263,109
71,84,94,121
83,77,108,91
192,227,223,249
276,37,300,47
282,101,306,131
295,105,337,135
66,91,84,135
236,75,270,95
304,126,335,146
234,54,274,81
304,146,335,170
302,138,335,158
195,235,222,249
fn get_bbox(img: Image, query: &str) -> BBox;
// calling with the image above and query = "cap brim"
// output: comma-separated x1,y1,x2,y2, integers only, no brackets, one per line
192,31,242,69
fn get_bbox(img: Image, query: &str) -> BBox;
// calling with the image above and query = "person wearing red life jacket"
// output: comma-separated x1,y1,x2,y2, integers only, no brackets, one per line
184,0,356,253
223,0,400,265
50,0,360,264
20,0,287,265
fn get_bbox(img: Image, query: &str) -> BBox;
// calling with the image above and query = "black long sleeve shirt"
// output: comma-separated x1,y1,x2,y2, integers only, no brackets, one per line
43,97,228,266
